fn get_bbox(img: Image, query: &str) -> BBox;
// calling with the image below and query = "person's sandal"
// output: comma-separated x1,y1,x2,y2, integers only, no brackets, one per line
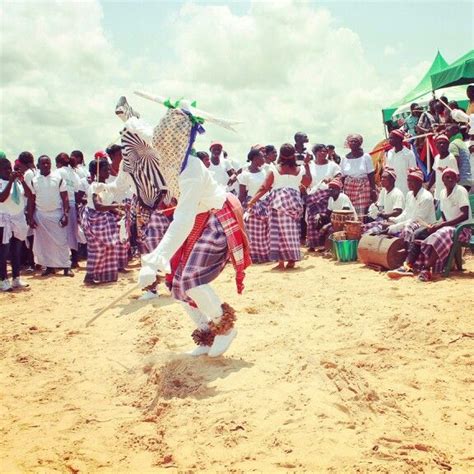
418,270,432,282
387,264,414,279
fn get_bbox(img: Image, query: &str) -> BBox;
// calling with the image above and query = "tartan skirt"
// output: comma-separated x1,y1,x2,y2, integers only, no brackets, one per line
83,207,119,283
418,226,472,273
136,205,171,254
344,176,371,220
268,188,303,262
244,198,270,263
305,189,331,248
171,213,228,303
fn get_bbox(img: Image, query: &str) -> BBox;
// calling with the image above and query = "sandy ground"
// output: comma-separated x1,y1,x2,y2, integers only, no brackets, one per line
1,252,473,473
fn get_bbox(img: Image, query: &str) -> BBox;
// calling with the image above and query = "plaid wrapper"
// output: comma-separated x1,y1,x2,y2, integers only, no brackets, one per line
267,188,303,262
171,213,228,303
344,176,371,219
362,220,385,235
136,203,171,254
417,226,472,273
245,199,270,263
399,221,421,243
83,207,119,282
306,190,331,247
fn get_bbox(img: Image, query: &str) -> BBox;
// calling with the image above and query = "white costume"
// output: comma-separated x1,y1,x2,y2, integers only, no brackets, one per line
55,166,81,251
31,173,70,268
135,102,248,358
385,147,417,196
432,153,459,200
0,179,28,244
308,161,341,193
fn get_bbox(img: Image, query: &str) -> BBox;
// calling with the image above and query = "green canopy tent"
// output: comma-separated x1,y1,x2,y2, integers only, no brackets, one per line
431,49,474,90
382,51,448,123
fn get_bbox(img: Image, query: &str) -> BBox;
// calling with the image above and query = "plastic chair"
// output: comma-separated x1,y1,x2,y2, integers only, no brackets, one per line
443,194,474,276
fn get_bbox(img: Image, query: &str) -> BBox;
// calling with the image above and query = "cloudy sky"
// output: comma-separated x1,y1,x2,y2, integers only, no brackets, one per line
1,0,472,164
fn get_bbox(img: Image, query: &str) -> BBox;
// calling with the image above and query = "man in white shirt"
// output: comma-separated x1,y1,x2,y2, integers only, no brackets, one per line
368,168,405,220
388,168,435,233
384,129,417,196
0,153,32,291
55,152,82,267
327,179,356,214
427,134,459,201
387,167,436,278
208,142,235,190
28,155,73,277
138,153,250,358
310,178,355,246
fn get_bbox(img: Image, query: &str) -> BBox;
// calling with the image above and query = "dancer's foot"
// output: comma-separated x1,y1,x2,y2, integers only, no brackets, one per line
272,262,285,271
138,290,158,301
64,269,74,277
208,329,237,357
286,261,296,269
186,345,211,357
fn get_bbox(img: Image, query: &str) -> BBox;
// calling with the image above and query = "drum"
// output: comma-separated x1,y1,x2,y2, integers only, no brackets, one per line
331,210,355,232
357,234,406,270
344,220,362,240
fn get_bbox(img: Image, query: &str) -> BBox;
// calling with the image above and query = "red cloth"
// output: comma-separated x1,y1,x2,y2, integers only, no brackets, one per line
215,195,252,294
166,195,251,295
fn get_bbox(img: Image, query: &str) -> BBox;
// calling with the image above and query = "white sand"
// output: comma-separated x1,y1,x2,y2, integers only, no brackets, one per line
1,253,473,472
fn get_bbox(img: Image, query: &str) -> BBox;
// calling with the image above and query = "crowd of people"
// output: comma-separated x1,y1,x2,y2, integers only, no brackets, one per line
1,86,473,294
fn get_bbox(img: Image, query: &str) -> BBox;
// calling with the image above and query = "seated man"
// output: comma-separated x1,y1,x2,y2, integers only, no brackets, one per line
364,167,404,234
312,178,355,246
386,167,437,278
390,168,471,281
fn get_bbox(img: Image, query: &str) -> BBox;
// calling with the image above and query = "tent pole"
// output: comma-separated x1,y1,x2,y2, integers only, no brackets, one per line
426,136,431,174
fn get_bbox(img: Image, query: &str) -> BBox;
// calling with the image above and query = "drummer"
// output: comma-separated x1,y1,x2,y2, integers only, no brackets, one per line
311,178,355,246
364,167,405,234
388,167,470,280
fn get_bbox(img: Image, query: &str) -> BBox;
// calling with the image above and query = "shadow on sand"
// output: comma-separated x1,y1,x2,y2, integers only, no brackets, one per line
145,354,253,407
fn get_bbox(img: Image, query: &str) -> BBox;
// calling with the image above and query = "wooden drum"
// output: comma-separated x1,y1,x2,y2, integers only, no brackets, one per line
357,234,407,270
344,220,362,240
331,210,355,232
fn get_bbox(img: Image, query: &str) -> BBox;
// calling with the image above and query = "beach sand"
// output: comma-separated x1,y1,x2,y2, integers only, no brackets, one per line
1,253,473,472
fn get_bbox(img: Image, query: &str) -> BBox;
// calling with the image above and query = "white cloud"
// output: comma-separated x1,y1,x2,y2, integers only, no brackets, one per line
1,0,416,165
384,45,397,57
0,0,125,160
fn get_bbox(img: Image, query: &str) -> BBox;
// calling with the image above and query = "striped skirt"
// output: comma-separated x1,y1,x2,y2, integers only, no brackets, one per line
171,213,228,303
268,188,303,262
136,204,171,254
244,198,270,263
344,176,371,220
83,207,119,283
305,189,331,248
417,226,472,274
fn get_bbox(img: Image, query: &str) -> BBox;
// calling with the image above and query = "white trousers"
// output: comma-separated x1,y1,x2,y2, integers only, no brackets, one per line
181,284,223,329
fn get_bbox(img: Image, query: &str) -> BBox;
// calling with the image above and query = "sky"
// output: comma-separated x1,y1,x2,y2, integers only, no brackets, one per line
1,0,473,164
